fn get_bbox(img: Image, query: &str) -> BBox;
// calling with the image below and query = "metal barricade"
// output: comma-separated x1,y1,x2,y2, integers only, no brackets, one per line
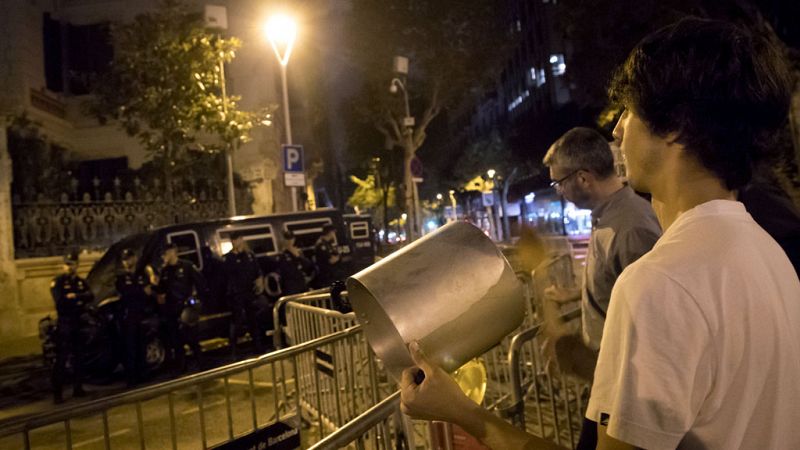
272,288,334,349
286,300,393,438
500,308,588,449
479,270,538,412
279,290,429,449
308,309,588,450
308,391,407,450
0,326,398,450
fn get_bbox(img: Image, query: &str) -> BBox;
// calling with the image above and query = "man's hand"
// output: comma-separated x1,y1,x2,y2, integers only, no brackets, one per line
400,342,566,450
254,277,265,294
66,293,77,300
399,342,480,424
540,286,578,373
156,294,166,305
543,286,580,304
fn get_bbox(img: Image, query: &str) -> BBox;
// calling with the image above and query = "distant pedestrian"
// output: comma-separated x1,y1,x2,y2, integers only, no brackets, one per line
313,224,342,288
116,249,153,386
156,243,206,372
223,233,266,356
50,250,93,404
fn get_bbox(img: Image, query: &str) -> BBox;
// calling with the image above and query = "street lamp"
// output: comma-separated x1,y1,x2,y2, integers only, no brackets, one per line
263,14,299,211
391,73,421,241
486,169,496,179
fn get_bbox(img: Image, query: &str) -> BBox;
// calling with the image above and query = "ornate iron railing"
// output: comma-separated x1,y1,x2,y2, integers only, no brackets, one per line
12,199,227,258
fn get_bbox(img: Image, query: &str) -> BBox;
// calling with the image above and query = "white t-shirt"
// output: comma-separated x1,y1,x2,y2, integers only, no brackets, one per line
586,200,800,450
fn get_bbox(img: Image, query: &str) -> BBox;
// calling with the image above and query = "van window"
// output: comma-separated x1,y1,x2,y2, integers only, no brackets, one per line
167,230,203,269
350,221,370,240
284,218,335,250
217,225,277,257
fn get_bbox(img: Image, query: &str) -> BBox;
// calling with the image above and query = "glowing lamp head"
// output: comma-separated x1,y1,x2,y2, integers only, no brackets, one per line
264,14,297,66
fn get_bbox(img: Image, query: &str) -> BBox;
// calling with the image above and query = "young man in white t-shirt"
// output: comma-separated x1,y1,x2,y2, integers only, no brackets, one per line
397,18,800,450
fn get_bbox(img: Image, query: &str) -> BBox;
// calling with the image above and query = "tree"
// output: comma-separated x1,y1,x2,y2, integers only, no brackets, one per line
6,115,71,202
345,0,513,240
347,174,398,232
88,0,271,206
453,129,536,238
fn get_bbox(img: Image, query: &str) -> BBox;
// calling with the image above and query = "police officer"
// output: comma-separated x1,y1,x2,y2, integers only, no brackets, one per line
116,249,152,387
277,230,315,296
313,224,342,288
223,233,266,357
156,243,206,373
50,250,93,404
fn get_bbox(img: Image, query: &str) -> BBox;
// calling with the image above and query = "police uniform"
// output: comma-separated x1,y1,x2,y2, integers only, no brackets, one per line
115,265,151,385
276,249,314,296
156,259,206,370
223,248,265,354
50,255,93,402
313,234,341,288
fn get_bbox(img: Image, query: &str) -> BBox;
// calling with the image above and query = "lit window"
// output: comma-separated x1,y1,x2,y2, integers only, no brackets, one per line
550,54,566,76
507,90,531,112
530,67,546,88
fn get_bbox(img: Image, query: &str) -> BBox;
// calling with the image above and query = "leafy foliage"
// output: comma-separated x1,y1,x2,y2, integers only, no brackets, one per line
344,0,513,237
347,0,511,146
87,0,271,199
6,115,72,202
453,130,520,186
347,175,397,207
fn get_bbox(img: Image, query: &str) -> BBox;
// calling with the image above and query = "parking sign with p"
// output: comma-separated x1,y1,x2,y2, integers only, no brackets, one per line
283,145,304,173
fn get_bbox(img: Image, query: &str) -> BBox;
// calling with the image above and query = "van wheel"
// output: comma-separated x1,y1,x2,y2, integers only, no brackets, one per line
144,336,166,372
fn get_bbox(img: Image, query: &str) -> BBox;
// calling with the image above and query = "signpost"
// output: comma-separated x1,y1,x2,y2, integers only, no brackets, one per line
282,144,305,211
410,157,423,240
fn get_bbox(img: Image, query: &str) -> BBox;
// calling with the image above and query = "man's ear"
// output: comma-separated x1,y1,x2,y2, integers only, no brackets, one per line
577,170,592,186
663,131,681,147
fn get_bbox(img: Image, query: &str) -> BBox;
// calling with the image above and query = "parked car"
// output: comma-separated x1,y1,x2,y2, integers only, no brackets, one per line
39,209,375,377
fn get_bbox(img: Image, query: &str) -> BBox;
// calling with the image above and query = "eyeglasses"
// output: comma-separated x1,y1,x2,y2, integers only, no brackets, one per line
549,169,582,189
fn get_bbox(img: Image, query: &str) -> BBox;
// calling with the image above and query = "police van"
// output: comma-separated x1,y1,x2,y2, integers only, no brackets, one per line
343,214,377,270
45,209,375,376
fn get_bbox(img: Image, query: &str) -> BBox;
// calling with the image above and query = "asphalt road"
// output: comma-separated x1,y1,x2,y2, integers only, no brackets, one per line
0,343,319,449
0,369,298,450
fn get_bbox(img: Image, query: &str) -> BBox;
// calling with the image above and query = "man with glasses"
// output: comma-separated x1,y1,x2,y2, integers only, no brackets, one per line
540,127,661,384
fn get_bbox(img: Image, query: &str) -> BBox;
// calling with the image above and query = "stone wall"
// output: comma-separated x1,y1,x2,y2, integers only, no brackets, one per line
0,254,99,356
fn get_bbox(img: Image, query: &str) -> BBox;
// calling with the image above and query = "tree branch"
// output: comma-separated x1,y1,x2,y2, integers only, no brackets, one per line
413,83,442,148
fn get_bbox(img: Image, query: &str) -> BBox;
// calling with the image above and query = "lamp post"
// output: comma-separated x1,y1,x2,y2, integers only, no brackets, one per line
219,58,237,217
390,75,421,241
264,14,299,211
486,169,502,241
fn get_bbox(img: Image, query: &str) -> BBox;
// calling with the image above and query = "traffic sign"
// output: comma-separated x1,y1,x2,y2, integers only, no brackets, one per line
410,156,423,178
284,172,306,187
482,191,495,207
282,145,304,172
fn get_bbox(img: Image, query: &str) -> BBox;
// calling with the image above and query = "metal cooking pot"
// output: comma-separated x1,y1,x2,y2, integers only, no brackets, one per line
347,221,525,381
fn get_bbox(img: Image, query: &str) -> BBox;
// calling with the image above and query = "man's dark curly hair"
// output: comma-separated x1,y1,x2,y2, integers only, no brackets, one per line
609,18,793,189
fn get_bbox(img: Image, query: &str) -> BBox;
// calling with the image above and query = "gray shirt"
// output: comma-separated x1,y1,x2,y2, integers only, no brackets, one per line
582,185,661,349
